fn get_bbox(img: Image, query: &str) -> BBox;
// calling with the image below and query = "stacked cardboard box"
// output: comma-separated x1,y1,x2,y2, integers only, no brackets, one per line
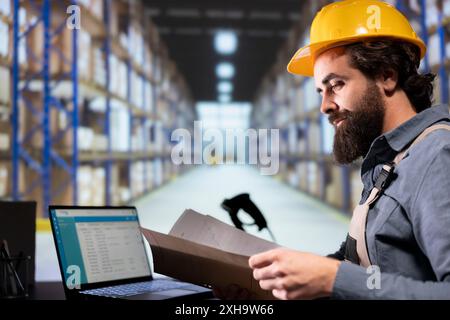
325,165,345,209
128,23,144,66
131,161,145,198
130,69,143,108
110,54,127,99
79,0,104,21
308,122,322,155
0,103,10,151
287,165,299,188
0,162,8,198
144,81,153,112
146,161,154,189
303,78,319,111
307,161,321,197
92,44,106,87
290,86,303,116
296,162,308,191
110,105,130,152
0,66,10,106
321,115,334,155
153,158,163,187
69,166,105,206
0,19,9,60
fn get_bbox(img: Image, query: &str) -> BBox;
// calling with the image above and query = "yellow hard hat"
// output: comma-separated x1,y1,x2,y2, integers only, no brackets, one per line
287,0,427,77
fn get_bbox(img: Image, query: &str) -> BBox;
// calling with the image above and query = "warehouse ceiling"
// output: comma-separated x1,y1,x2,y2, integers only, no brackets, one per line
144,0,305,102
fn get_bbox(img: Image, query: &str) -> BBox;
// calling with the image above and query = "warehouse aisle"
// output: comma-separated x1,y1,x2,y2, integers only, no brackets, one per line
135,165,349,254
36,165,350,281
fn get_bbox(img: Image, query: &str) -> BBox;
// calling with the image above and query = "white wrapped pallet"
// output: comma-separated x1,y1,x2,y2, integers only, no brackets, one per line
0,0,11,16
0,66,10,105
0,20,9,58
303,78,320,111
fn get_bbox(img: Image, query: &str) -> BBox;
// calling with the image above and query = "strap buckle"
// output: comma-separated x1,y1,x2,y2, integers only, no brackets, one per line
374,162,396,191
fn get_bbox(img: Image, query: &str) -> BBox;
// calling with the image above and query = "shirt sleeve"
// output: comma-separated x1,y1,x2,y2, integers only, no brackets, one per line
410,144,450,282
331,262,450,299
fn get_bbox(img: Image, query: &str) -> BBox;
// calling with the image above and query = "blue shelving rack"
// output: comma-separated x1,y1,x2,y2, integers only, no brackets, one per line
12,0,79,216
102,0,112,205
396,0,448,104
419,0,430,72
437,9,449,104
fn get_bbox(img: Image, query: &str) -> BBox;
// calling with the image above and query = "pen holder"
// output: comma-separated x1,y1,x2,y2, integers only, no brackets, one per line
0,255,30,299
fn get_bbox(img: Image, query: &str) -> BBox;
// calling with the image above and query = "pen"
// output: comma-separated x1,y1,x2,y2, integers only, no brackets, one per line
2,240,23,295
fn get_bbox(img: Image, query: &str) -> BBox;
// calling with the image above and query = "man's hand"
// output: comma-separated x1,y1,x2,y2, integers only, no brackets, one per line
249,248,341,300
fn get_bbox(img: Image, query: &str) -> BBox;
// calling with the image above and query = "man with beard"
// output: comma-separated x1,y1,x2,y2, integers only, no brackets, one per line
246,0,450,300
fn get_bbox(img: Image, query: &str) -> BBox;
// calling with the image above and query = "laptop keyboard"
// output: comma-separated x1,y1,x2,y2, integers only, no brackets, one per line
80,280,191,298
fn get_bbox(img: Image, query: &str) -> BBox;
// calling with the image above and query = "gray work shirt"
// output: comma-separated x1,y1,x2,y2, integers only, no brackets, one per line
330,104,450,299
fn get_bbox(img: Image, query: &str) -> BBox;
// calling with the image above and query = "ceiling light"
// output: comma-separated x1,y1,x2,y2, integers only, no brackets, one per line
217,81,233,94
216,63,235,79
214,31,238,55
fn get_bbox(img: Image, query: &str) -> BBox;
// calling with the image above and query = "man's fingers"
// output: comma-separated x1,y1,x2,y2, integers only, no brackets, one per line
253,263,285,280
272,287,307,300
249,249,280,269
258,276,299,291
259,278,284,291
272,289,288,300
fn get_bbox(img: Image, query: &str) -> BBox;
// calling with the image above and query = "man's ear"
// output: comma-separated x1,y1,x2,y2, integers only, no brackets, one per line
377,69,398,97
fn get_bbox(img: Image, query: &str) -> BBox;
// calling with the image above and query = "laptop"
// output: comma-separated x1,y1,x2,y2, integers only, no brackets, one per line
49,206,212,300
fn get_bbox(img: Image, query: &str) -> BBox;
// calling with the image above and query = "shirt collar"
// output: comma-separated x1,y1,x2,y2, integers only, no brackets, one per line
383,104,450,152
361,104,450,174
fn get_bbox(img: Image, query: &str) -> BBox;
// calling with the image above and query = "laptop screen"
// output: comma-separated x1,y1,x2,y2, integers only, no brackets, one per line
50,208,151,285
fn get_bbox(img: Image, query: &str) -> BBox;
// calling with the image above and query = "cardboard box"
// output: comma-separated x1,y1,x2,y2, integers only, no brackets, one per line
307,161,321,197
308,123,322,154
26,10,68,75
0,132,9,151
67,29,92,81
131,161,145,198
111,164,122,205
20,90,62,149
325,165,345,209
297,162,308,191
91,167,105,206
0,161,8,198
92,134,108,152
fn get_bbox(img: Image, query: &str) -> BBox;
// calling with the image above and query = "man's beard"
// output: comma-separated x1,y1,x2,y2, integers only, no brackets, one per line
331,82,385,164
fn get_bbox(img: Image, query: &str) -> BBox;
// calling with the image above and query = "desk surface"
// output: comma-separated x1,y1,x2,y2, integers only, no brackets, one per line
29,282,66,300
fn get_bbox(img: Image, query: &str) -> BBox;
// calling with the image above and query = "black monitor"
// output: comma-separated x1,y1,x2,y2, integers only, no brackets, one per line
0,201,36,288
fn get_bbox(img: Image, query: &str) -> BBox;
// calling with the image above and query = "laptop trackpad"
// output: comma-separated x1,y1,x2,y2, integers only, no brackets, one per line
127,289,195,300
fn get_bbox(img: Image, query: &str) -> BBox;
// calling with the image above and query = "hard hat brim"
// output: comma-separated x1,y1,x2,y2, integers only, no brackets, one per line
287,36,427,77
